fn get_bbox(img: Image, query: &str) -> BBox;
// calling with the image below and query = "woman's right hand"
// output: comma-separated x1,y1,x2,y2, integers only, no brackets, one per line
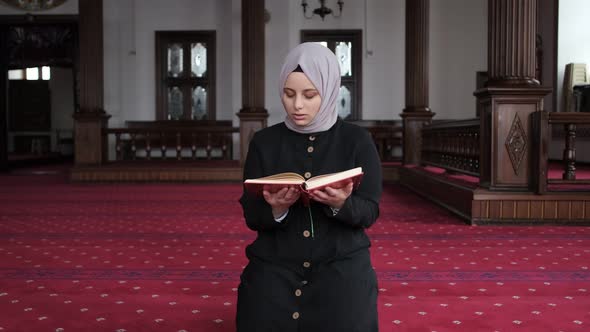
263,187,300,218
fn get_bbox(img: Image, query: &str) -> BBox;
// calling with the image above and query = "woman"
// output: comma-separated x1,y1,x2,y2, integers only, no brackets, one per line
237,43,382,332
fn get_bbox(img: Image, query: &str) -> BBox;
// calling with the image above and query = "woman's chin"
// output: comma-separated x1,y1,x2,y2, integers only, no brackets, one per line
291,118,310,127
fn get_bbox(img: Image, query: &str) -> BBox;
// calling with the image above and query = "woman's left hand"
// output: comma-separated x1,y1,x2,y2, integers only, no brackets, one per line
309,181,353,209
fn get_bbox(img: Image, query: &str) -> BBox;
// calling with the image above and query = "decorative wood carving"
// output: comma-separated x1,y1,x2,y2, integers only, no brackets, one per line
7,25,77,68
1,0,68,11
504,114,527,175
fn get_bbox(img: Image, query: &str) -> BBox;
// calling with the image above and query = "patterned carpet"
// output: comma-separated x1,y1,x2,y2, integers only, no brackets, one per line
0,166,589,331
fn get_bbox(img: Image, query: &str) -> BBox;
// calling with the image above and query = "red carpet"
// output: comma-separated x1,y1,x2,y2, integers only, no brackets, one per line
1,166,590,331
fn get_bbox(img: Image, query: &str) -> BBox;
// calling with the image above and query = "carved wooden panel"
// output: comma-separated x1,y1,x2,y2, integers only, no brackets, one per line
504,113,527,175
493,101,536,187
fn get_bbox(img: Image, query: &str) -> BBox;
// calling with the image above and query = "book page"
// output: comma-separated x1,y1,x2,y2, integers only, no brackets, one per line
304,167,363,190
244,172,305,184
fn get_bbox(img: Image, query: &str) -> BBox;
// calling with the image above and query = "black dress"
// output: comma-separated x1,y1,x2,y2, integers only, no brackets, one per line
236,119,382,332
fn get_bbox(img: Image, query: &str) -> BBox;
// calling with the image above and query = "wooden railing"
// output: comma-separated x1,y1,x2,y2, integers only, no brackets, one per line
421,119,480,176
103,121,238,161
532,112,590,193
351,120,403,162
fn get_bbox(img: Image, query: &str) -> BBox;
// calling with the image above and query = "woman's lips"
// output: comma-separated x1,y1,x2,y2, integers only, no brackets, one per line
292,114,306,120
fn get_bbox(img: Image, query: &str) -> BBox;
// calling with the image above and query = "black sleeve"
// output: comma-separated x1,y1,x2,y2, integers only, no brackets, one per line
324,129,382,228
239,136,289,231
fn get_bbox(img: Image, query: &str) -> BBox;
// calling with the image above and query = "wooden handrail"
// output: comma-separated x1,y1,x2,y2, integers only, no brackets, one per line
532,111,590,193
104,126,239,161
421,119,480,176
350,120,403,162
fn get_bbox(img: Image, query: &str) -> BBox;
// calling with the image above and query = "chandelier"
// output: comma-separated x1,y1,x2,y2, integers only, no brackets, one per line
301,0,344,21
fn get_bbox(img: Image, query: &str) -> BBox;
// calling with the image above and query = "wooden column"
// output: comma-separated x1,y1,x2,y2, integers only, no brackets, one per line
401,0,434,165
73,0,110,166
0,27,7,172
475,0,550,190
237,0,268,164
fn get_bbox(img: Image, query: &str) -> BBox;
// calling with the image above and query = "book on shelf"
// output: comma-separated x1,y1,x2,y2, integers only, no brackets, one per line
244,167,363,204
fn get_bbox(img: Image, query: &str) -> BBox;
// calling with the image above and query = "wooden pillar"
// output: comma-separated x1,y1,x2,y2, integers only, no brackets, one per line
401,0,434,165
73,0,110,166
0,27,7,172
237,0,268,165
475,0,550,190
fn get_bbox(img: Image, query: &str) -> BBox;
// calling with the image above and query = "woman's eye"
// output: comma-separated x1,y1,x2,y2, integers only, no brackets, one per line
304,93,317,99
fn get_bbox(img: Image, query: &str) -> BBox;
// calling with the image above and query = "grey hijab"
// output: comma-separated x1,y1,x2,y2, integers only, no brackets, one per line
279,42,341,134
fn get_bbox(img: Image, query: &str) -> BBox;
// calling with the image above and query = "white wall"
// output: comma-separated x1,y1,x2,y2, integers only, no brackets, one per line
553,0,590,162
557,0,590,113
430,0,487,120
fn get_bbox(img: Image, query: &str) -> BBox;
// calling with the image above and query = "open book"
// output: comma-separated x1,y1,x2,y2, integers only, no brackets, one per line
244,167,363,204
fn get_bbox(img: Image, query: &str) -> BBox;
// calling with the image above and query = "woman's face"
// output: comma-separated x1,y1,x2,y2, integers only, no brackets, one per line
282,72,322,127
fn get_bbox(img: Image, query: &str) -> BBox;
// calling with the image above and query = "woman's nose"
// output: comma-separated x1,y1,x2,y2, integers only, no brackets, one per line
294,95,304,110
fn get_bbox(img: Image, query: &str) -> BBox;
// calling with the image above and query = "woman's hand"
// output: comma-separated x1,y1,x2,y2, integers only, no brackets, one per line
309,181,353,209
263,186,301,218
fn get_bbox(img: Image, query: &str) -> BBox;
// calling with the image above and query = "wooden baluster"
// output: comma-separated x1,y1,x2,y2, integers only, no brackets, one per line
439,131,443,164
222,134,229,160
421,129,430,162
470,131,476,172
460,131,465,170
130,133,137,161
457,131,462,170
446,131,451,167
146,132,151,160
161,132,166,160
562,123,577,180
463,131,469,171
474,131,480,173
465,132,470,171
191,133,197,160
458,131,463,171
115,133,121,161
176,132,182,160
206,133,212,160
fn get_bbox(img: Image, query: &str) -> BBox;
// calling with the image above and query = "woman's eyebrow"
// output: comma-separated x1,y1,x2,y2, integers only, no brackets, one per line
283,87,317,92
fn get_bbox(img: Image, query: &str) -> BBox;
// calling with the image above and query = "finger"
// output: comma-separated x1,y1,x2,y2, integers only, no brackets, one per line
275,187,290,199
262,190,272,203
284,187,298,201
324,186,339,197
344,182,354,195
311,190,332,204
